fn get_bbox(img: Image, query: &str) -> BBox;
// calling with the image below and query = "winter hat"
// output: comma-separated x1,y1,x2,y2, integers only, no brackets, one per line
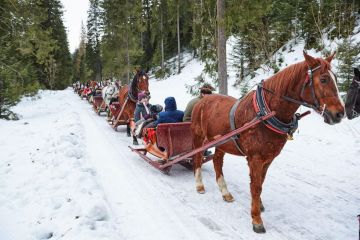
164,97,177,111
150,104,163,113
138,92,148,101
200,83,215,94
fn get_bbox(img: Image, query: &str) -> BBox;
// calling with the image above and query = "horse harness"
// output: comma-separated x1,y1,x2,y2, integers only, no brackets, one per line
229,65,321,154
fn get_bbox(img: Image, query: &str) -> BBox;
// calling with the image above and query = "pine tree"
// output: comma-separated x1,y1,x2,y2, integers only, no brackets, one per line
192,0,217,78
87,0,103,82
101,0,144,83
0,0,41,119
337,37,360,91
73,22,87,83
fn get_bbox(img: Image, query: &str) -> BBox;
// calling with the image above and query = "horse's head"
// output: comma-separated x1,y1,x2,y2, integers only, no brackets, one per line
135,69,149,93
301,51,344,125
127,69,150,101
90,80,97,89
345,68,360,119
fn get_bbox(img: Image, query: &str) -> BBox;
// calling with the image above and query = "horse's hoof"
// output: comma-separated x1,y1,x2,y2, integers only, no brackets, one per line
133,141,139,146
127,133,131,137
196,185,205,194
252,223,266,233
222,193,234,202
260,202,265,212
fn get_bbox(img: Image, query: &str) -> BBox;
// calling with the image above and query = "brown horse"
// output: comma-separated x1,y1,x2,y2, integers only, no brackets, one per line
116,70,149,138
191,51,344,233
345,68,360,119
89,80,98,88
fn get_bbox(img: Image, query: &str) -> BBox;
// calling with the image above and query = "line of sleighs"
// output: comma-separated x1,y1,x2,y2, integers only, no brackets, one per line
72,66,360,175
72,78,216,174
71,62,360,234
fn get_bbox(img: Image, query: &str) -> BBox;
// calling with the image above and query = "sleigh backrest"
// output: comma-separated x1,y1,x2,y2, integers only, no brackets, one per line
156,122,193,158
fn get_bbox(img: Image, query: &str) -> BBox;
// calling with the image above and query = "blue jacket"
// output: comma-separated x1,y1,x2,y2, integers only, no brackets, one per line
155,97,184,125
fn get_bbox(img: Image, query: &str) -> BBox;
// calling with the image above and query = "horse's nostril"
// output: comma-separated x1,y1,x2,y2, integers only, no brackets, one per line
336,112,344,119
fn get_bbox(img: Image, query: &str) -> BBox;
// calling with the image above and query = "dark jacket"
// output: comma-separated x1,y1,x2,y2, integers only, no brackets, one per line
155,97,184,125
134,102,152,122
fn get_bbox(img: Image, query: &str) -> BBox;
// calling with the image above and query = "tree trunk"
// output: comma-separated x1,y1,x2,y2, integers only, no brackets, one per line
126,31,130,84
126,0,130,84
160,2,164,70
177,1,181,74
200,0,203,59
217,0,227,95
0,77,3,117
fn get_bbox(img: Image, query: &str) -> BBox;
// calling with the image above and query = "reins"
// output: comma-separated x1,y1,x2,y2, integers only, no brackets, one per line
261,65,323,113
251,65,323,138
229,64,325,153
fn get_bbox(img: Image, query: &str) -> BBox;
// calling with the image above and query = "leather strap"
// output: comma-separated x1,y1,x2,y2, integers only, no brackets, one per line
229,99,246,155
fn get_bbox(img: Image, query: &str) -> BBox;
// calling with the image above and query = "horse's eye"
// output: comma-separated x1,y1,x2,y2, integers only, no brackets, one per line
320,78,328,84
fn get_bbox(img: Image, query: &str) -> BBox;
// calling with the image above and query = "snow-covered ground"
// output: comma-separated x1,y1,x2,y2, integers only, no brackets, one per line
1,26,360,239
1,61,360,239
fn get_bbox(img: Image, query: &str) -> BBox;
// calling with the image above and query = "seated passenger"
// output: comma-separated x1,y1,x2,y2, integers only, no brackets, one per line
133,92,152,134
154,96,184,126
183,84,214,157
183,83,214,122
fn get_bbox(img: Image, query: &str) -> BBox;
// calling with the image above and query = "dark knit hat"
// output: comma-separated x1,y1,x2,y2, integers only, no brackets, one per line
138,92,148,101
200,83,215,94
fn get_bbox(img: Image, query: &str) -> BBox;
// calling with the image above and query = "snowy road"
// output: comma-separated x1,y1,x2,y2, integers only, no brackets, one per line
0,89,359,240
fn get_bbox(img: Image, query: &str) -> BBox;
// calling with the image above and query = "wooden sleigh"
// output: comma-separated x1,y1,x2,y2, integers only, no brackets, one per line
92,95,107,115
108,97,132,130
129,111,276,174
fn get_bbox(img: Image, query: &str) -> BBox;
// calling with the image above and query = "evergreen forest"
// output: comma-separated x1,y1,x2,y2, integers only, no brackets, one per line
1,0,360,119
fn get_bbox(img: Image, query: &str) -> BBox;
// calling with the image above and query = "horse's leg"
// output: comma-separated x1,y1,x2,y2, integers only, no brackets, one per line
259,161,272,212
213,148,234,202
247,154,266,233
127,119,135,137
193,135,205,193
133,136,139,145
126,123,131,137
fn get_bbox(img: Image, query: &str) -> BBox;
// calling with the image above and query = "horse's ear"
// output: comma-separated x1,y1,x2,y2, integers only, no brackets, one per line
303,50,318,67
325,52,336,63
354,68,360,77
145,67,150,73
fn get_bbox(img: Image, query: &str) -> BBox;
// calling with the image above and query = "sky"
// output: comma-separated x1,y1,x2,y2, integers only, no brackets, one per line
61,0,89,53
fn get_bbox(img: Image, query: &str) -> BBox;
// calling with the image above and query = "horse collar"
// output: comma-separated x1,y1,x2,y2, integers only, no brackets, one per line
253,81,299,137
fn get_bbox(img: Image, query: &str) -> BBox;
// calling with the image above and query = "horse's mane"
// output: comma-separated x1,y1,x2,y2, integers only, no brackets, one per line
129,70,146,100
264,58,331,95
130,73,139,95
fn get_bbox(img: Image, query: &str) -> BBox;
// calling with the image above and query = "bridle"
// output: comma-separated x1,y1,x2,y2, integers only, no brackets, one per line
228,65,322,153
128,73,149,102
252,65,325,137
263,65,323,113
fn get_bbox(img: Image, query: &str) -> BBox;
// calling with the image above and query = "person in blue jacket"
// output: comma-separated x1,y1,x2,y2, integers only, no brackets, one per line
155,97,184,125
